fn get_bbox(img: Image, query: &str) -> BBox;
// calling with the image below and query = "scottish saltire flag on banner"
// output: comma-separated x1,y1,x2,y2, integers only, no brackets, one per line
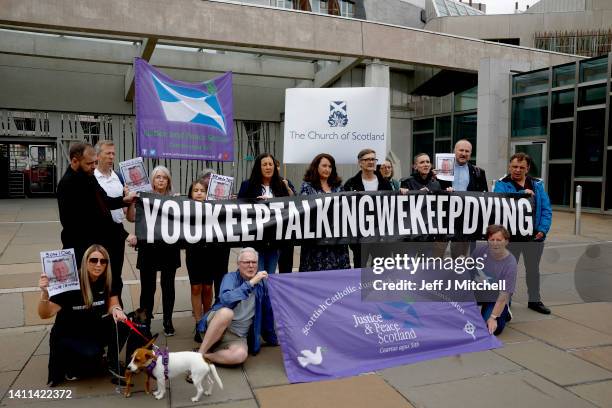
135,58,234,161
267,269,502,383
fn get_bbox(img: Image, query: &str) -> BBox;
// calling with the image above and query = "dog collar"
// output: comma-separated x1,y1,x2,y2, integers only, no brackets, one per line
146,347,169,380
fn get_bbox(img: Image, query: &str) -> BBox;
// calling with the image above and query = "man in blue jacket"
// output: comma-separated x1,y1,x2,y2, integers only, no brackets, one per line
494,153,552,314
197,247,278,365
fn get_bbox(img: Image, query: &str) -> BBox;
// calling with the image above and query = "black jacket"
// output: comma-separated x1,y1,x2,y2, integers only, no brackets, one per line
438,163,488,192
343,171,392,192
56,167,126,261
400,171,442,192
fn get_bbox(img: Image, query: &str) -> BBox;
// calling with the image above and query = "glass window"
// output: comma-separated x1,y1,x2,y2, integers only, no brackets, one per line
413,133,433,162
413,118,434,132
454,86,477,112
576,182,602,209
549,122,574,160
578,85,607,106
575,110,605,177
606,158,612,211
453,113,477,160
435,140,452,155
512,69,549,94
435,116,451,139
548,164,572,206
580,56,608,82
553,63,576,87
511,94,548,137
551,90,574,119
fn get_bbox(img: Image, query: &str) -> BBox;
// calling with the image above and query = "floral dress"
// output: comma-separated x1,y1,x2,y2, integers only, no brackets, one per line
298,181,351,272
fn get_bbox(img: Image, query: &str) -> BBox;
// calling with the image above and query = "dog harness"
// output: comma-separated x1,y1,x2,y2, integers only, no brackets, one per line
146,347,169,380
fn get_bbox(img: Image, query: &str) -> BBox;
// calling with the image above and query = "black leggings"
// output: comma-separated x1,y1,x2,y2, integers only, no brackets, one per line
47,316,128,385
139,267,177,321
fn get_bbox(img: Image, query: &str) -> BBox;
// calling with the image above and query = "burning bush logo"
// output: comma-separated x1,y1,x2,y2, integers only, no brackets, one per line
328,101,348,127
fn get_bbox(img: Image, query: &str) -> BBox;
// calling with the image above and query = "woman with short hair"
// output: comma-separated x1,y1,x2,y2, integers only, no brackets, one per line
38,244,127,386
136,165,181,336
400,153,442,192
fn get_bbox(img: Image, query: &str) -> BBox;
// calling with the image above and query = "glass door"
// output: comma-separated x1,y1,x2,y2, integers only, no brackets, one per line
28,144,56,195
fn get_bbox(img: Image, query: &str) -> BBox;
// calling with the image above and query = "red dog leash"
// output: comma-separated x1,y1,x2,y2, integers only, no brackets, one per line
121,319,151,342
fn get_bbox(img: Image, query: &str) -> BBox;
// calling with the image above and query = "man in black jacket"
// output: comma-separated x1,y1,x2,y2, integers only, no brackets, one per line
343,148,392,268
438,140,488,257
56,142,135,297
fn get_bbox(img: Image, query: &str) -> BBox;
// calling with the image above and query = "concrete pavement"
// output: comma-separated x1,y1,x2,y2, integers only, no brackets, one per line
0,198,611,407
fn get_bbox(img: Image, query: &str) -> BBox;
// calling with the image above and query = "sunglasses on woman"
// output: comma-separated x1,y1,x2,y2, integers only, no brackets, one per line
88,257,109,265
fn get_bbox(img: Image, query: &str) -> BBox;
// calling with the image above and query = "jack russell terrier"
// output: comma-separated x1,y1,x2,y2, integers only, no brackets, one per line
125,338,223,402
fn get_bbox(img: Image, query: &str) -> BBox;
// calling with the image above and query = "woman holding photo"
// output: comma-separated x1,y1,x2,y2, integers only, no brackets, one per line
186,174,230,343
38,245,128,387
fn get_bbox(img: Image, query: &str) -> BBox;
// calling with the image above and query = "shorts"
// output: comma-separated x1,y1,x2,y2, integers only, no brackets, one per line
204,310,248,351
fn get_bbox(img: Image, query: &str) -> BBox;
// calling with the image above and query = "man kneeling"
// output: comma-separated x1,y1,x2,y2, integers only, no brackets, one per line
197,247,277,365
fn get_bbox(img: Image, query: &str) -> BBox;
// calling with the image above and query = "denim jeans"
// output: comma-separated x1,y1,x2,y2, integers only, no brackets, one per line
480,301,511,336
258,248,280,274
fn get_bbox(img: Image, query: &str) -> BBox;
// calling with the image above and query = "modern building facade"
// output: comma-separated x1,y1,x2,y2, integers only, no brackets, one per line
5,0,607,215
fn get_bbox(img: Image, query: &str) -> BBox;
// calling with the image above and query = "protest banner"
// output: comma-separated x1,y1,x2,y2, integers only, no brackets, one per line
40,249,80,297
135,191,535,245
119,157,151,192
267,268,502,382
206,174,234,201
283,87,388,164
135,57,234,161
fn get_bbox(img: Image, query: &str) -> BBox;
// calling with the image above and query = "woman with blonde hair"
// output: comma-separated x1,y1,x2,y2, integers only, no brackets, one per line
135,165,181,336
38,244,128,387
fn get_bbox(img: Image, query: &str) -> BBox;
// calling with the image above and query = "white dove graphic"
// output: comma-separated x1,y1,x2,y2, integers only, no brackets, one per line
297,346,323,368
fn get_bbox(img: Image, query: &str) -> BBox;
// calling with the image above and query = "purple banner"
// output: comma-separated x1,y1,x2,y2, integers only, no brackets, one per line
267,268,502,383
135,58,234,161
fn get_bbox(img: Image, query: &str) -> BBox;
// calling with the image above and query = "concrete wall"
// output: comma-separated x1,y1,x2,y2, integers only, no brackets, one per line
0,54,291,121
362,0,425,29
425,9,612,48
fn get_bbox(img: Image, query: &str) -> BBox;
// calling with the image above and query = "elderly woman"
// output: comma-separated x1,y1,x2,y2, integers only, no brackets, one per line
135,165,181,336
299,153,351,272
471,225,517,335
238,153,292,274
400,153,442,192
38,245,127,387
378,159,400,191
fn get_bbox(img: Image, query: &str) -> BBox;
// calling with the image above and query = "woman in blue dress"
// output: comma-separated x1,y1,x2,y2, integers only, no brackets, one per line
299,153,351,272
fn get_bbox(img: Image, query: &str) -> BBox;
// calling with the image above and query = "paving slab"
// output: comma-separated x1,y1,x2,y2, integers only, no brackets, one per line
572,346,612,372
504,302,556,323
169,365,253,408
0,293,24,329
569,380,612,408
0,371,19,401
0,273,40,290
255,375,413,408
2,387,165,407
511,317,612,349
0,263,41,276
497,326,532,344
23,292,54,327
0,244,61,265
403,370,596,408
243,346,289,388
33,331,50,356
494,340,612,386
553,303,612,335
380,350,520,389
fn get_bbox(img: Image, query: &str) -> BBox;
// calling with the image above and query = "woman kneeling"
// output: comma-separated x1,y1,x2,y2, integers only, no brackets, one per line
38,244,127,386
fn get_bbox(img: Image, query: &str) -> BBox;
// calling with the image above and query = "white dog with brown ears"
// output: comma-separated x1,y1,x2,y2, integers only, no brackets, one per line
126,337,223,402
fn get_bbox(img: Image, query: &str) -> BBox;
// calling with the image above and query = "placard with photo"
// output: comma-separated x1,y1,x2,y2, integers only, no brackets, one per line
435,153,455,181
119,157,152,192
206,173,234,200
40,249,80,297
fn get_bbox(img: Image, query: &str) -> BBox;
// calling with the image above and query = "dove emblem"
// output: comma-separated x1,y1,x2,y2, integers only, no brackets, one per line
297,346,323,368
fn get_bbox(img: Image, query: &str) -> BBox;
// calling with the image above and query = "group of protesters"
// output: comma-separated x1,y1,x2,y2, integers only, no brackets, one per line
37,137,552,387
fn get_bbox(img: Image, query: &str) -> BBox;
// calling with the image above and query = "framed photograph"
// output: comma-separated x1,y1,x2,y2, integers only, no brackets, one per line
40,249,80,297
206,173,234,200
435,153,455,182
119,157,152,192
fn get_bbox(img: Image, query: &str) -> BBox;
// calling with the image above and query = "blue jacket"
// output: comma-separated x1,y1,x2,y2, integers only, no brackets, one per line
197,271,278,355
494,175,552,239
